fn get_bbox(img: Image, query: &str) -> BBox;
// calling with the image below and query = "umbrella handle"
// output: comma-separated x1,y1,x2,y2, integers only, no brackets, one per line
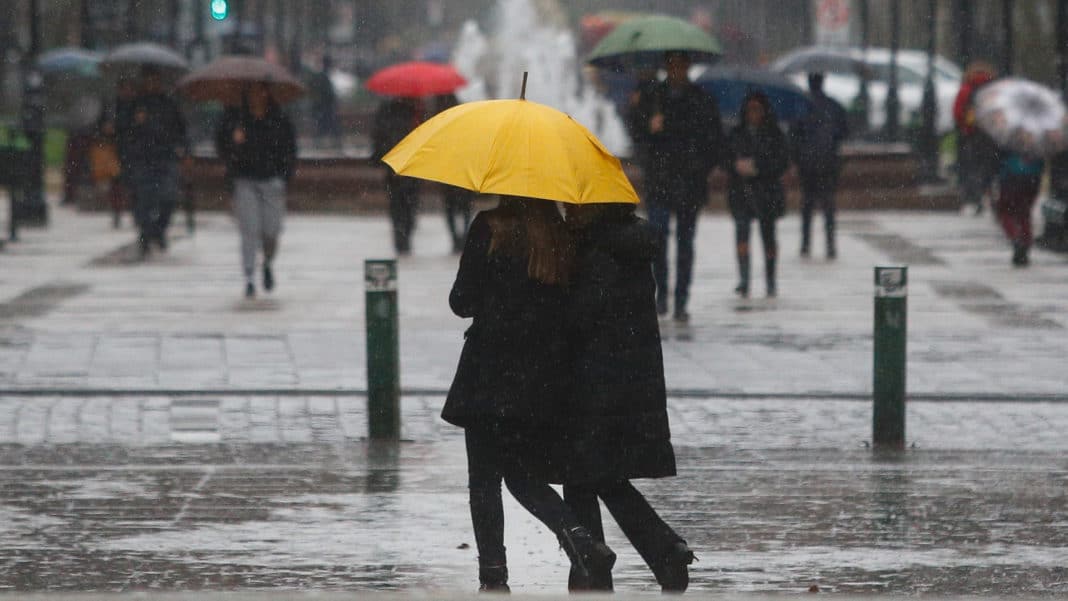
520,72,528,100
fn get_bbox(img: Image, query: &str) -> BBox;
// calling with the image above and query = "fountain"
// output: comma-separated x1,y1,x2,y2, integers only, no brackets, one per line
451,0,631,157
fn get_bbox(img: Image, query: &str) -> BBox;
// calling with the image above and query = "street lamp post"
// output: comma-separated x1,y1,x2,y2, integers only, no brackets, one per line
918,0,940,181
883,0,901,142
17,0,46,226
1002,0,1015,75
853,0,871,138
955,0,974,68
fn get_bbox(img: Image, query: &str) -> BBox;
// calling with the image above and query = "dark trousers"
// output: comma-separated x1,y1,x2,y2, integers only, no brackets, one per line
647,201,700,313
735,215,777,257
443,185,472,251
997,176,1041,247
129,162,179,242
386,173,420,253
563,480,682,571
799,169,838,253
465,427,580,568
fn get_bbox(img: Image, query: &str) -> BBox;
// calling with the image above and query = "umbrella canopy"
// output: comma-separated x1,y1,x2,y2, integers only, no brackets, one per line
366,61,467,98
37,47,102,78
771,47,866,76
102,42,189,76
178,56,306,105
587,14,721,70
975,78,1068,158
382,99,638,204
696,66,811,122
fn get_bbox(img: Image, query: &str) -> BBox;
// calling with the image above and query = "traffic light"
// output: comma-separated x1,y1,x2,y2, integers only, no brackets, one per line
210,0,229,20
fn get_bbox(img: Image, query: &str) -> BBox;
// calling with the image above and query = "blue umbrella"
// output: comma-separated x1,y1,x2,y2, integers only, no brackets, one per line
696,66,811,122
37,47,102,78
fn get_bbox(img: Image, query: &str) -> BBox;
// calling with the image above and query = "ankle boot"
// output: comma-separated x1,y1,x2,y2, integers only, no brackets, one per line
478,560,509,593
558,526,616,585
765,256,777,297
653,541,697,593
735,249,750,297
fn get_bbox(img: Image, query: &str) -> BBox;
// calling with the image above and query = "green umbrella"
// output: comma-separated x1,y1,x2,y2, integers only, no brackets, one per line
587,14,721,70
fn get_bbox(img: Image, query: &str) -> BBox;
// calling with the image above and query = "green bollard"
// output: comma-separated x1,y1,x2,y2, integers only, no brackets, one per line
365,259,400,440
873,266,907,450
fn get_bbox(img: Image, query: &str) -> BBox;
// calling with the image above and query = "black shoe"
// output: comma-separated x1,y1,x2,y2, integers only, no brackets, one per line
827,246,837,260
656,296,669,316
1012,243,1030,267
558,527,616,585
673,310,690,323
245,282,255,298
478,563,509,593
734,283,749,298
138,236,150,259
800,245,810,258
653,542,696,593
156,232,167,251
263,265,275,292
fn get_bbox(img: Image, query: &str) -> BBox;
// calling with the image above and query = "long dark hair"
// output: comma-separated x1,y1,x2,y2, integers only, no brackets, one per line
738,90,778,129
487,197,572,286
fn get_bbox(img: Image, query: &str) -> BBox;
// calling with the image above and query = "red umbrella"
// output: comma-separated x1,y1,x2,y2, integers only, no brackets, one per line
365,61,467,98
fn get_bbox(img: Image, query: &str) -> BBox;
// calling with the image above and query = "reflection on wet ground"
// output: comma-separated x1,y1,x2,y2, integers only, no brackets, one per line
2,396,1068,594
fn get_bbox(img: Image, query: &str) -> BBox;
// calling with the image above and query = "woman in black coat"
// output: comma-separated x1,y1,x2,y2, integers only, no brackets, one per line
726,91,790,298
560,202,694,593
443,197,615,592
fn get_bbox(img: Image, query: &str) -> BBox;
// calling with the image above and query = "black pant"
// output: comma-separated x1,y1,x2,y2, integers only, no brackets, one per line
466,427,581,568
563,480,683,570
443,185,472,251
647,201,701,313
799,169,837,253
386,173,420,253
735,215,777,257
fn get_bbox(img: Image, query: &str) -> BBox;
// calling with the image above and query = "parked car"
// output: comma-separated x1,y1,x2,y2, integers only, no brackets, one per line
771,46,962,134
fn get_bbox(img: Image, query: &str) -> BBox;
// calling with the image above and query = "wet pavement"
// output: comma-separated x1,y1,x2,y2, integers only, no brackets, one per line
1,201,1067,594
2,394,1068,594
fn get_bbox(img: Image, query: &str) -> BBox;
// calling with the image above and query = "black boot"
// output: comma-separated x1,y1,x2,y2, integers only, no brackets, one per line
478,562,509,593
765,256,777,298
653,541,696,593
1012,242,1030,267
558,526,616,587
735,250,750,297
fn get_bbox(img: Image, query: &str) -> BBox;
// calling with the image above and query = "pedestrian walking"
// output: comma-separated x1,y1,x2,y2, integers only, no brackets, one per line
444,197,616,592
626,51,724,322
310,55,342,149
432,93,473,253
953,62,999,215
561,201,694,593
214,83,296,298
996,150,1044,266
89,106,127,229
116,66,189,258
791,72,848,259
727,92,790,298
372,97,423,255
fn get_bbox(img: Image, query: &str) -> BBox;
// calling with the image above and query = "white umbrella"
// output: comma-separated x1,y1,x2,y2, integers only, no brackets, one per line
102,42,189,76
975,78,1068,158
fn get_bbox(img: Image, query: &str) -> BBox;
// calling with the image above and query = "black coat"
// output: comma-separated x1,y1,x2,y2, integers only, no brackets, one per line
563,212,676,484
442,210,569,430
116,93,188,170
626,80,724,206
726,123,789,221
214,106,296,181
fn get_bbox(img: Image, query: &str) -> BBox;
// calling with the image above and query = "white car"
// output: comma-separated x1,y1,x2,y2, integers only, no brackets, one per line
772,46,963,134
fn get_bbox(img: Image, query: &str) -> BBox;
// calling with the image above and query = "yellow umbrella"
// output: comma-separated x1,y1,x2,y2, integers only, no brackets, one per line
381,97,638,204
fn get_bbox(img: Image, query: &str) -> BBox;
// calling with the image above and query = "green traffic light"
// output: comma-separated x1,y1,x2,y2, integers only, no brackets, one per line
210,0,229,20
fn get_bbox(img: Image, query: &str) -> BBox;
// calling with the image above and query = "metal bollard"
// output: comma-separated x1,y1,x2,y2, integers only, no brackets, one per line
873,266,907,450
365,259,400,440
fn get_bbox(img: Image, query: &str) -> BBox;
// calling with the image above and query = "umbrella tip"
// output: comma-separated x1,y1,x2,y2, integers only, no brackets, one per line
520,71,528,100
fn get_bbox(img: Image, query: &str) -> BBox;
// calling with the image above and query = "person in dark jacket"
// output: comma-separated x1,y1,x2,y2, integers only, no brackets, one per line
791,73,848,259
116,66,189,258
953,62,999,215
626,51,724,322
727,92,790,298
215,83,297,298
432,93,474,253
371,97,423,255
560,202,694,593
997,150,1044,266
444,197,616,593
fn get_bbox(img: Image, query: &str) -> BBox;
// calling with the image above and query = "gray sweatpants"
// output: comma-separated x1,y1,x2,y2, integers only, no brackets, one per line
233,177,286,280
